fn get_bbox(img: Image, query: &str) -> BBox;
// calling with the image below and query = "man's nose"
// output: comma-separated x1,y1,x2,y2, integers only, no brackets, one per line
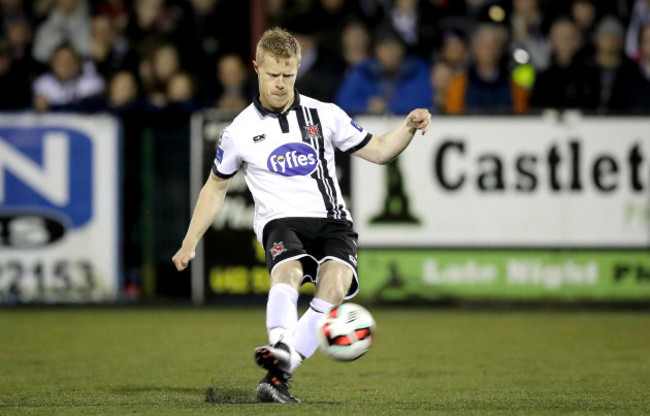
275,77,285,89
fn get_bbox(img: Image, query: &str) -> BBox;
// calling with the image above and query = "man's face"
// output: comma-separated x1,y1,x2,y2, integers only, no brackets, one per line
375,40,405,73
473,30,502,69
218,55,246,87
52,48,80,81
596,32,622,55
254,52,299,113
550,21,579,57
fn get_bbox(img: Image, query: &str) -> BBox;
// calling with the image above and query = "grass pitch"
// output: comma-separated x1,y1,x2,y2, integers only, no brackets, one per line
0,307,648,415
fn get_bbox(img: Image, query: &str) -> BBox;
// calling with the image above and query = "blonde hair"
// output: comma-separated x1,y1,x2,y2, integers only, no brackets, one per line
255,27,301,65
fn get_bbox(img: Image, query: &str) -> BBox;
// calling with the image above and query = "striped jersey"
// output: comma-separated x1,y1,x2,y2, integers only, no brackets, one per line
212,92,372,241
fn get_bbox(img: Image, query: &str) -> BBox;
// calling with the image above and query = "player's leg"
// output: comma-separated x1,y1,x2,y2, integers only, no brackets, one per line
291,260,354,362
266,260,302,346
256,262,304,403
290,219,359,366
260,220,312,347
257,258,305,376
314,260,355,303
256,220,312,403
257,261,353,403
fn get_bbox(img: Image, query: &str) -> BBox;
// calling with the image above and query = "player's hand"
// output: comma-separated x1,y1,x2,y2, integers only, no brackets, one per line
406,108,432,135
172,247,196,271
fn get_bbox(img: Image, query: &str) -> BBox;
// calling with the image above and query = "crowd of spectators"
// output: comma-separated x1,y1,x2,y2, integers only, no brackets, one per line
0,0,249,117
1,0,649,117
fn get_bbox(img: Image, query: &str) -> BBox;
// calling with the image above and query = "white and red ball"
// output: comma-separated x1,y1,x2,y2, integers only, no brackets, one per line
317,303,376,361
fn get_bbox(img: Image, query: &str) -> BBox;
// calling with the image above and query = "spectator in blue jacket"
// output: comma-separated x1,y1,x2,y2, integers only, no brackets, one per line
335,27,432,115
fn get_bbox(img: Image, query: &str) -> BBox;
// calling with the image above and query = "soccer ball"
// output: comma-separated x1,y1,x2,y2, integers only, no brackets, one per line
317,303,376,361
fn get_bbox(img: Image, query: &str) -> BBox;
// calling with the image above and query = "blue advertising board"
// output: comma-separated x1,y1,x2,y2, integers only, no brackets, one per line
0,114,120,303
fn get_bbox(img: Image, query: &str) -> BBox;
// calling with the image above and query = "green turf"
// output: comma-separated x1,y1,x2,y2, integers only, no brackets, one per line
0,307,648,415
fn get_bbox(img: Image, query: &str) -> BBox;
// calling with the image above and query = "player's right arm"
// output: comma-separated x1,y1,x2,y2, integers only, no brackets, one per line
172,171,231,271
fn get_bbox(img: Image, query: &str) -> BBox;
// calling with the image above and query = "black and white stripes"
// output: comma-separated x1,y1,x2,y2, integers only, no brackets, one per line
295,106,349,221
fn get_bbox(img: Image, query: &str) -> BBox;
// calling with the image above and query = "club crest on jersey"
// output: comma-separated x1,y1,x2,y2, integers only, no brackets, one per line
267,142,318,176
270,241,287,259
303,124,322,140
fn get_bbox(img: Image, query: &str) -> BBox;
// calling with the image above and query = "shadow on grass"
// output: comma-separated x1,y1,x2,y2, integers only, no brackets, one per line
204,386,344,405
112,386,204,395
204,386,258,404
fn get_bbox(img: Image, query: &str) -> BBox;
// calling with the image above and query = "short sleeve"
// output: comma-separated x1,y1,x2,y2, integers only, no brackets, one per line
212,128,241,179
329,104,373,154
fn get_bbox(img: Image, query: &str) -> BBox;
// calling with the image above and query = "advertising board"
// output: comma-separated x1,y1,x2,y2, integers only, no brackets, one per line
0,115,120,303
351,116,649,300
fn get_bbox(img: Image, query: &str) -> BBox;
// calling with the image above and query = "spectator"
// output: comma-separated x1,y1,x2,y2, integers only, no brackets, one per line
125,0,162,46
355,0,387,30
32,43,104,111
0,40,31,109
40,61,140,114
107,70,139,110
341,20,371,69
530,18,599,110
572,0,598,58
586,16,638,112
125,0,187,54
288,17,345,102
5,16,38,77
166,71,200,115
167,71,194,101
311,0,358,57
436,28,469,72
89,14,137,78
32,0,91,64
210,53,253,116
95,0,130,33
140,42,181,108
610,24,650,112
178,0,249,80
335,27,432,115
152,43,180,83
265,0,289,27
1,0,30,29
388,0,436,57
625,0,650,60
31,0,56,24
105,70,143,297
445,24,528,114
509,0,551,70
430,61,453,114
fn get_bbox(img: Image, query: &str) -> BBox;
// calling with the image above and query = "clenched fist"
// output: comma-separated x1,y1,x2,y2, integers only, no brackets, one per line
405,108,432,135
172,247,196,271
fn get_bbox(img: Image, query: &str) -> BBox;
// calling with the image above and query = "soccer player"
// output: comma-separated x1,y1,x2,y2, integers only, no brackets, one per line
172,28,431,403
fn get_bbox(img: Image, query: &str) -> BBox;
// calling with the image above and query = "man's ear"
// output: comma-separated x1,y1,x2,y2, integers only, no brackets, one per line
253,60,259,74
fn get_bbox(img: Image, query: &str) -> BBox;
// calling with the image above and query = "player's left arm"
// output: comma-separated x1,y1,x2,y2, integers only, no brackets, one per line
352,108,431,165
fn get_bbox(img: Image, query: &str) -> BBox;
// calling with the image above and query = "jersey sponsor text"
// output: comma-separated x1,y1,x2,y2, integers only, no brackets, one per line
267,142,318,176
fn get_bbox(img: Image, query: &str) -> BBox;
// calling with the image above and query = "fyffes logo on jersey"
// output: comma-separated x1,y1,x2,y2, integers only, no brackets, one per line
267,142,318,176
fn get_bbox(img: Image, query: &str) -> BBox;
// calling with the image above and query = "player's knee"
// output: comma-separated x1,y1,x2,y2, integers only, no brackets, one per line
315,263,353,304
270,261,303,290
315,283,348,305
